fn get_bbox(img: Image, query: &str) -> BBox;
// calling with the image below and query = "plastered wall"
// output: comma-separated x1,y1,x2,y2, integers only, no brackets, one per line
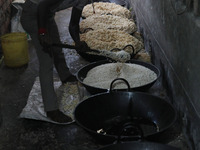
127,0,200,149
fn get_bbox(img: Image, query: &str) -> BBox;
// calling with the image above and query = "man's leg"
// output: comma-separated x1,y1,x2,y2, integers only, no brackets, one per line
48,18,74,83
21,0,72,123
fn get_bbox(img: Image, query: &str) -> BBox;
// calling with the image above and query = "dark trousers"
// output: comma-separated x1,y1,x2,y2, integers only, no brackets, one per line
21,0,71,111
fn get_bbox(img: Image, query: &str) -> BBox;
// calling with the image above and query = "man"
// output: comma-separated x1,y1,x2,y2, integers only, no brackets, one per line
21,0,91,123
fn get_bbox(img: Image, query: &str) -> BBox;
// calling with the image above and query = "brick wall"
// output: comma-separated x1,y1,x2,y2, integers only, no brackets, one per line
0,0,12,57
0,0,12,35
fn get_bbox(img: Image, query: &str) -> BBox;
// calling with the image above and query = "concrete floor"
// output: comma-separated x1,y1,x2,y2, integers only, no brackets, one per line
0,8,189,150
0,8,104,150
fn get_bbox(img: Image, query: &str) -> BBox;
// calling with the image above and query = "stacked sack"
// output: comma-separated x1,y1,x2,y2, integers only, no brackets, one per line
80,2,151,63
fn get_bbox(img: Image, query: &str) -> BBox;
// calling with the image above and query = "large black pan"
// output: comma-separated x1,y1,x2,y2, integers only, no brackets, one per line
76,59,160,94
77,44,136,62
97,141,180,150
52,43,135,62
74,80,177,144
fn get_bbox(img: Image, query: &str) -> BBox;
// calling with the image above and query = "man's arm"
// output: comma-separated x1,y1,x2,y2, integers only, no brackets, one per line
68,0,90,45
68,7,82,44
69,6,91,53
68,0,100,43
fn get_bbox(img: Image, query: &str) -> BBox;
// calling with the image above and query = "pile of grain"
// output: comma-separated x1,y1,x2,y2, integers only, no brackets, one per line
83,63,157,89
96,50,131,62
82,2,131,19
134,52,151,63
80,2,150,63
80,14,137,34
80,29,144,54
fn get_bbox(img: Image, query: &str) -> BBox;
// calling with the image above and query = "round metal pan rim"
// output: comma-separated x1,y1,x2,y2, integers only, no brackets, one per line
76,59,161,94
74,91,177,142
96,141,180,150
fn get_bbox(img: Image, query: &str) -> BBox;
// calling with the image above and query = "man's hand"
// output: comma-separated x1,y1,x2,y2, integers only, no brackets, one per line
75,41,90,53
38,33,52,56
39,33,52,48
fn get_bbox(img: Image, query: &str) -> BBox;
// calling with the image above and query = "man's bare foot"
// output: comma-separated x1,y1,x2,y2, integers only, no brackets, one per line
46,109,72,123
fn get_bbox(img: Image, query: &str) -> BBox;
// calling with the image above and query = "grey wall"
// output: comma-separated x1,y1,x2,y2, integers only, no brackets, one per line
127,0,200,149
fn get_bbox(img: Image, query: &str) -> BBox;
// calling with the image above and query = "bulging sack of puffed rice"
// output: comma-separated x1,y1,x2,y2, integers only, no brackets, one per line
82,2,132,19
80,14,137,34
80,29,144,54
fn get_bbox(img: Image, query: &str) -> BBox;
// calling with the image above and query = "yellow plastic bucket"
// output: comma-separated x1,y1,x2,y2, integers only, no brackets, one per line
0,32,29,67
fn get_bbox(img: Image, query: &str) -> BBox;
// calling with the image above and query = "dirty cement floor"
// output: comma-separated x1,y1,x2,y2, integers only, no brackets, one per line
0,8,189,150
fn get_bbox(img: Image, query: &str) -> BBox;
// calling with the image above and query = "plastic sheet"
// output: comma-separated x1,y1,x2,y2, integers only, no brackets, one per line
11,0,31,40
11,2,25,33
19,77,81,124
